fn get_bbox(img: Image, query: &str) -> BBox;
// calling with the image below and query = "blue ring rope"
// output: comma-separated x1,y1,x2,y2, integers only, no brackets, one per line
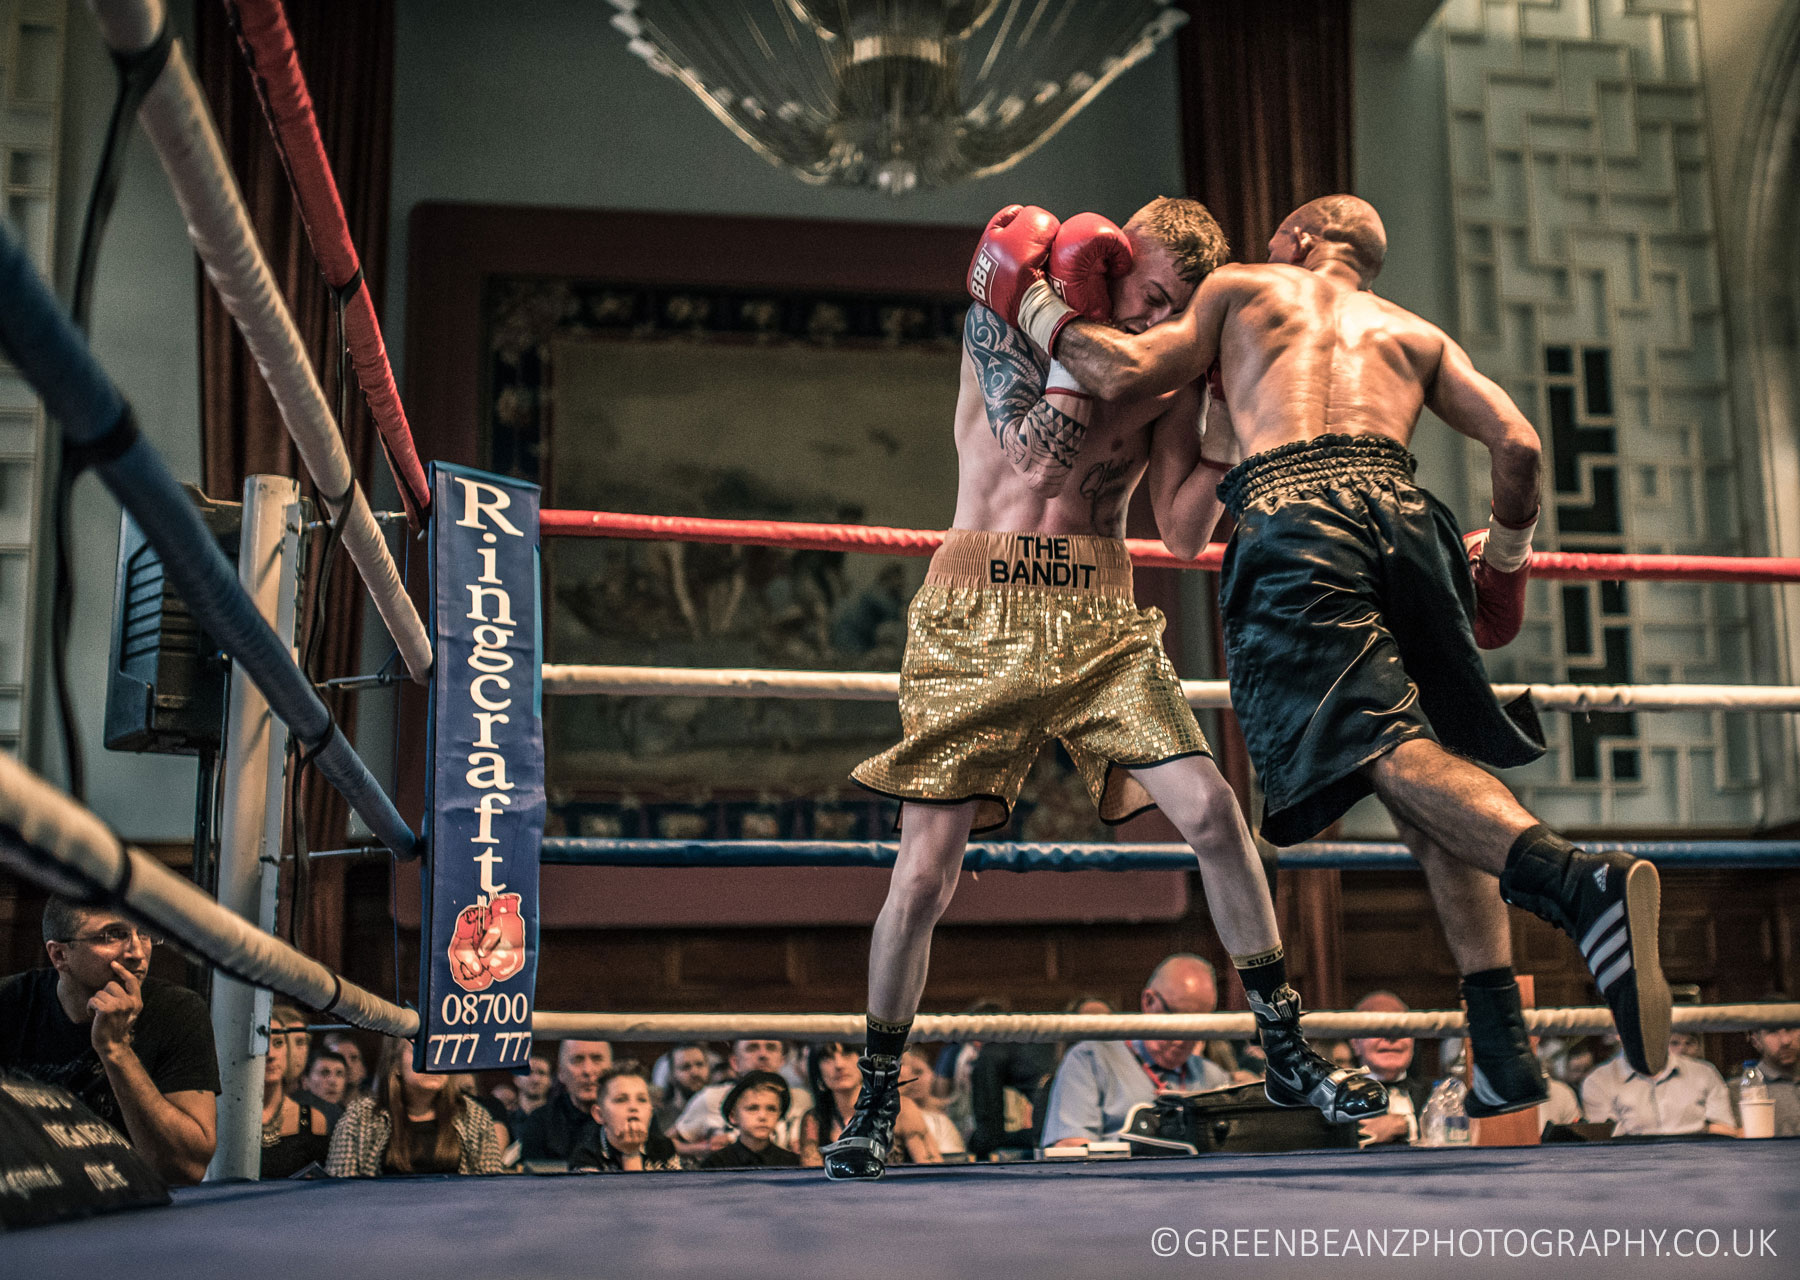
540,838,1800,871
0,219,418,859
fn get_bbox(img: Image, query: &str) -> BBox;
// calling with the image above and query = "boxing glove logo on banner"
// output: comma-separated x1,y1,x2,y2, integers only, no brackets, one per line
446,892,527,991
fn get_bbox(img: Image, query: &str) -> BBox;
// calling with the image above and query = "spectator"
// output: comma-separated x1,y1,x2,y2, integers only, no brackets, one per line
967,1038,1055,1159
1669,1030,1705,1059
670,1039,812,1157
506,1051,554,1130
569,1063,683,1172
1580,1034,1738,1136
699,1070,801,1169
325,1037,507,1175
0,896,218,1184
1523,1034,1581,1127
261,1002,330,1178
1730,1003,1799,1137
300,1049,349,1114
1348,991,1435,1147
1042,956,1230,1147
799,1042,939,1167
933,998,1006,1138
1550,1036,1601,1091
900,1046,966,1159
514,1039,612,1163
1320,1040,1355,1072
287,1017,344,1128
652,1042,712,1133
322,1032,369,1098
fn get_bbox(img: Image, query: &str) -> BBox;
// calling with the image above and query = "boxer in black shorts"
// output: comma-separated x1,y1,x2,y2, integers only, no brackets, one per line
985,194,1673,1116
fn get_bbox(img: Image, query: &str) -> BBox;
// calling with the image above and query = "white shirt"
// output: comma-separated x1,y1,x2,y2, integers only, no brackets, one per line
1580,1053,1735,1136
1542,1077,1582,1126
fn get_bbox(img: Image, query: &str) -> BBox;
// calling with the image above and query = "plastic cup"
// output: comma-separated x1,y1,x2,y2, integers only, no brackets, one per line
1739,1098,1776,1139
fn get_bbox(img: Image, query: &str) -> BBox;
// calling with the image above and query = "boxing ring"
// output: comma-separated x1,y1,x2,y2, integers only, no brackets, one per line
1,0,1798,1274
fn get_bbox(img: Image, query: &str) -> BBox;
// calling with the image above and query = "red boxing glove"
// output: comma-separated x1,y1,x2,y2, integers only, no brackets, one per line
1048,212,1132,321
1463,508,1537,649
967,204,1060,323
448,903,493,991
480,893,527,984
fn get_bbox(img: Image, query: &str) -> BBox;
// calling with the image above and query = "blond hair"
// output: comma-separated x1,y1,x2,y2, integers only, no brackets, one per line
1127,197,1230,284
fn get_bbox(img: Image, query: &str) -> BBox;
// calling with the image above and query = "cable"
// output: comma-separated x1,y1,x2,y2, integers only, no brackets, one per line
50,15,177,805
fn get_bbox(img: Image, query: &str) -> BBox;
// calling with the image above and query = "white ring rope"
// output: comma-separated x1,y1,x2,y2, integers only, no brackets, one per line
87,0,432,685
0,752,417,1039
541,665,1800,712
534,1004,1800,1043
5,743,1790,1049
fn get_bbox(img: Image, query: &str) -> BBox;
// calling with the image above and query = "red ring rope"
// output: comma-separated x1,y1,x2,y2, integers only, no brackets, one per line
225,0,431,528
539,509,1800,583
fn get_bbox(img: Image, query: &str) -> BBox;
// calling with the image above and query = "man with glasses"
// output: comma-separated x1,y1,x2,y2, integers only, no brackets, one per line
0,895,219,1184
1041,955,1232,1147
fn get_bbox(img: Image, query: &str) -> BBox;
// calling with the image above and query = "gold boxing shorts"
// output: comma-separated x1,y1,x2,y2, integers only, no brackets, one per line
851,529,1210,833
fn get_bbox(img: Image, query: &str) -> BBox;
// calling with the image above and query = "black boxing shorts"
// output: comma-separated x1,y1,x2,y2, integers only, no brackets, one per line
1216,433,1546,847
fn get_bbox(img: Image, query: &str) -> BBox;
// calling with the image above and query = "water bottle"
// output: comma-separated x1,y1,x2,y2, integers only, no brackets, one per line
1739,1061,1775,1139
1419,1077,1469,1146
1740,1061,1767,1105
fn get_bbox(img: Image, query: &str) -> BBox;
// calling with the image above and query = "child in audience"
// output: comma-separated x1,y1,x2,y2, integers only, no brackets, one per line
700,1070,801,1169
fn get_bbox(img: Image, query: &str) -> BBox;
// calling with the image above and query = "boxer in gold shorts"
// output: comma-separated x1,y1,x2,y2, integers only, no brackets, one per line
853,530,1205,833
823,200,1387,1182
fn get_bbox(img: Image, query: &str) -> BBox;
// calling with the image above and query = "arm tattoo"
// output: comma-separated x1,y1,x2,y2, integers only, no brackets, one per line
964,305,1086,481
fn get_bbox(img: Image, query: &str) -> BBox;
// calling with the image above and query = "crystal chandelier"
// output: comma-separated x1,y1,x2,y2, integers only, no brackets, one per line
606,1,1187,195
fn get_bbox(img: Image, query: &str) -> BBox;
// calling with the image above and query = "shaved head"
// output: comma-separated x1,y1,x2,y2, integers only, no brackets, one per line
1278,195,1387,284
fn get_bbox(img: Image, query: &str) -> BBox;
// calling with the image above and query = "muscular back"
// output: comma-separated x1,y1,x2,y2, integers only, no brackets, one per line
951,305,1182,537
1211,263,1448,457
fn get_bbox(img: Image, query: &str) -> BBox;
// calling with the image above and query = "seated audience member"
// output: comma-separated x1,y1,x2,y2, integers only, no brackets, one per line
300,1049,350,1116
569,1062,683,1172
967,1037,1054,1159
1043,956,1230,1148
1523,1034,1581,1127
901,1045,966,1159
1730,1003,1799,1137
1321,1040,1356,1072
287,1016,344,1129
0,896,218,1184
799,1042,939,1167
934,998,1006,1139
671,1039,812,1157
322,1031,369,1098
1670,1029,1706,1059
652,1042,713,1134
514,1039,612,1162
1349,992,1436,1147
1580,1034,1738,1137
261,1003,330,1178
505,1050,554,1132
699,1070,801,1169
326,1037,507,1176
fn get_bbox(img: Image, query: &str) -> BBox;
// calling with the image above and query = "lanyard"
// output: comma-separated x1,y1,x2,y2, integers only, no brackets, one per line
1131,1041,1187,1092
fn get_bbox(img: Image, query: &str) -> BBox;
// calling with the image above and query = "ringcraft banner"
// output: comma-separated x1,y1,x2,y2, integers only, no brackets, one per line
420,463,543,1072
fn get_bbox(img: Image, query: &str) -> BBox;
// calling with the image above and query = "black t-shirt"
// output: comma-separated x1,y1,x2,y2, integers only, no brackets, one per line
699,1138,801,1169
0,969,221,1138
514,1088,599,1163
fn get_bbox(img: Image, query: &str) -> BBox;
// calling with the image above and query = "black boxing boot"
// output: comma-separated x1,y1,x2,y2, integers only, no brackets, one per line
822,1054,903,1181
1250,984,1389,1123
1460,969,1550,1118
1498,825,1670,1077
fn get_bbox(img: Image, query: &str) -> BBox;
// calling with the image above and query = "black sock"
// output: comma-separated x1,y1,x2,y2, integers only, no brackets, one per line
1461,966,1516,991
1505,823,1577,873
865,1015,911,1059
1233,945,1289,1002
